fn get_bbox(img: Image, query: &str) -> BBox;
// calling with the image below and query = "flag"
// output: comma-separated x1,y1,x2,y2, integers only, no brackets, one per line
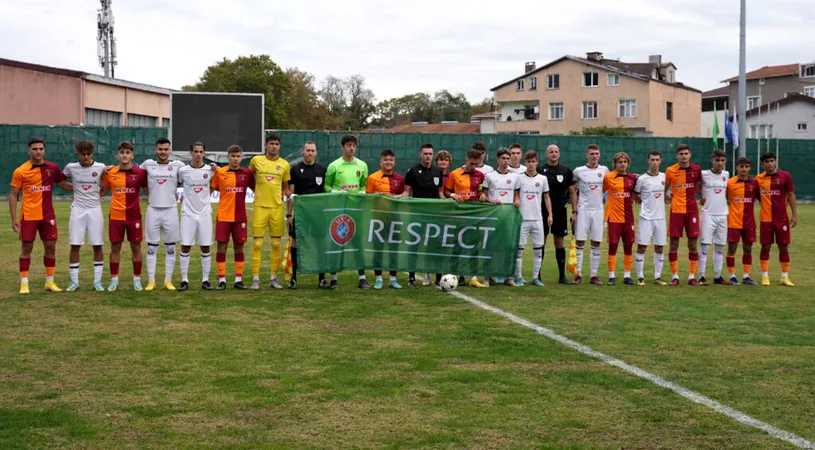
281,239,293,281
566,236,577,275
725,109,733,144
732,106,740,148
712,102,720,148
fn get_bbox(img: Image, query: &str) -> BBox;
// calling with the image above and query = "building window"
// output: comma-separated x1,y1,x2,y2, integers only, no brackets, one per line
607,73,620,86
750,124,774,138
581,101,597,120
804,86,815,97
666,102,674,121
801,64,815,78
619,100,637,119
516,79,524,91
547,74,560,90
549,102,564,120
126,113,158,128
747,96,761,109
797,122,808,132
162,118,170,128
583,72,599,87
85,108,122,127
530,76,537,90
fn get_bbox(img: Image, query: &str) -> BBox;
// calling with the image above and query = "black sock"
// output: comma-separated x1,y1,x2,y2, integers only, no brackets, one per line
291,247,298,282
556,247,566,278
319,273,325,281
436,273,442,283
409,271,415,281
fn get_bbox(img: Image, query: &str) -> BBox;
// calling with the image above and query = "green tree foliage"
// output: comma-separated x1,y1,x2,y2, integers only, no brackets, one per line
318,75,377,130
285,68,341,130
569,126,635,137
374,90,475,128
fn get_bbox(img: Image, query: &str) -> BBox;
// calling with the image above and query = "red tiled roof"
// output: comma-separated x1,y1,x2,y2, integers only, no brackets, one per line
702,86,729,98
745,93,815,118
471,112,498,119
722,63,800,83
370,123,481,134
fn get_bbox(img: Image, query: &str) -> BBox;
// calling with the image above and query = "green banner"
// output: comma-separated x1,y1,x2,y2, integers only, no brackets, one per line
294,193,522,276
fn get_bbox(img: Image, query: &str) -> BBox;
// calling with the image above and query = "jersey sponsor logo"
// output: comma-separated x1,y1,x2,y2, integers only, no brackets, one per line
340,184,359,190
82,185,92,191
265,176,274,182
761,189,781,196
654,193,662,199
677,183,694,189
194,188,204,193
734,197,753,203
526,194,536,200
613,192,631,198
329,214,356,246
114,187,137,194
157,180,167,185
29,185,52,193
459,190,477,197
590,185,599,190
714,189,723,194
316,177,323,185
225,187,245,193
499,191,508,197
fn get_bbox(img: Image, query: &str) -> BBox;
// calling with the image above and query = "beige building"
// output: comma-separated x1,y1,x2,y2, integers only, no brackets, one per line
490,52,702,137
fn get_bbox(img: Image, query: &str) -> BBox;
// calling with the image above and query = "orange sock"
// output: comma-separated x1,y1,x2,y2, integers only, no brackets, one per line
689,261,698,275
760,260,769,273
781,262,790,273
235,252,245,278
217,252,226,278
608,255,617,273
743,264,751,275
623,254,633,272
669,252,678,275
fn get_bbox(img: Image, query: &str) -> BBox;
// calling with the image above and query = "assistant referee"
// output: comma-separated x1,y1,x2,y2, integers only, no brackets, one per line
538,144,577,284
404,143,445,288
287,141,328,290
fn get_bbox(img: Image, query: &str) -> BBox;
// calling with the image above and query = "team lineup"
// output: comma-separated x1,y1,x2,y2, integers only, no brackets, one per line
9,134,798,294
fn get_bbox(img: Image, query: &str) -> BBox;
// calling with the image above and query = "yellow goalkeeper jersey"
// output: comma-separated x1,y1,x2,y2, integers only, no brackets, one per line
248,155,291,208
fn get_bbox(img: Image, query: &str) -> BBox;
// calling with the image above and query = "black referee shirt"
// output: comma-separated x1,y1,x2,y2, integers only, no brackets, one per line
404,163,444,199
538,163,574,212
290,162,327,195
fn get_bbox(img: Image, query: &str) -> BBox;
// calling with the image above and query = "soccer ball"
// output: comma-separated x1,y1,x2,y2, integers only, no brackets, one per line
439,274,458,292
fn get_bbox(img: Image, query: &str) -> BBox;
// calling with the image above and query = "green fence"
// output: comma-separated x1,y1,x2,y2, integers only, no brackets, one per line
2,125,814,199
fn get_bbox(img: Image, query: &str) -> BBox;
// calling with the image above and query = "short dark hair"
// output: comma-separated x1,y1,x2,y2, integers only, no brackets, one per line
736,157,752,166
420,143,434,151
75,140,94,153
524,150,538,161
677,144,690,152
303,140,317,149
712,150,726,158
156,137,171,147
471,141,487,153
265,133,281,144
496,148,510,158
341,134,358,146
190,141,205,151
28,137,44,147
647,150,662,159
509,143,522,150
380,148,395,158
227,145,243,155
466,149,481,160
118,141,134,152
760,152,776,163
587,144,599,151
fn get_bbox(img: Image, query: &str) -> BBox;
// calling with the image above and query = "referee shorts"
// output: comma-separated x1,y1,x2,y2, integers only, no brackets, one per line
253,206,285,237
544,206,569,237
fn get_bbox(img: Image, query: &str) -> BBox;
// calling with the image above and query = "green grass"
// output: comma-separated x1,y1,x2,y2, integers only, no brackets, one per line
0,201,813,449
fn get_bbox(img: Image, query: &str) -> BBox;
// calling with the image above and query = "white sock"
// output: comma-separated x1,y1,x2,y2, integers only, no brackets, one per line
624,270,631,278
635,253,645,279
46,275,54,283
698,244,709,278
781,271,788,278
180,252,190,282
70,263,79,284
331,273,338,281
94,261,104,283
21,277,29,283
254,276,260,282
235,275,242,283
219,276,226,283
164,243,176,282
111,275,119,281
532,247,543,279
713,245,724,278
376,275,383,282
389,274,395,281
515,248,524,279
201,252,211,282
359,274,366,280
134,275,140,283
575,246,584,277
270,274,278,281
146,244,159,283
590,246,601,277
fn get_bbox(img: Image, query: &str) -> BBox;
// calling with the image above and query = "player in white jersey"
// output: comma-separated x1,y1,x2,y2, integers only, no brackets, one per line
507,143,526,174
633,150,668,286
483,148,520,286
572,144,609,285
471,141,494,175
515,150,553,287
62,140,106,292
140,138,185,291
176,142,217,291
698,150,730,285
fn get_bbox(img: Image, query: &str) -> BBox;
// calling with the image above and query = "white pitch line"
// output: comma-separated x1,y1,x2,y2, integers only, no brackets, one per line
448,289,815,449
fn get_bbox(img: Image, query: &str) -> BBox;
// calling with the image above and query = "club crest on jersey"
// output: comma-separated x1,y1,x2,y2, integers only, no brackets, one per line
506,179,512,184
45,169,52,177
168,167,173,172
329,214,356,246
535,182,540,187
433,177,439,185
316,177,323,185
597,173,602,178
300,168,304,173
92,172,98,177
722,176,726,182
556,175,563,183
203,173,208,179
131,174,138,181
356,171,361,177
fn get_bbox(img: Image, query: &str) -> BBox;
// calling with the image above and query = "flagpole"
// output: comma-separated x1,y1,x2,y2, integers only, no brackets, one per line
776,101,780,166
737,0,747,156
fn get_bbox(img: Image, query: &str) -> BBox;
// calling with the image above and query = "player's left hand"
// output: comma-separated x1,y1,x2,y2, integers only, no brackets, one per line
209,162,218,171
700,198,706,206
11,218,20,233
548,216,554,227
791,217,798,228
287,216,293,228
570,213,577,227
513,199,520,208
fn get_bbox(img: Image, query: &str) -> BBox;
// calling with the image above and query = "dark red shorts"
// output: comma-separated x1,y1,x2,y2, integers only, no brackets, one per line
669,212,700,238
607,222,635,245
727,227,756,244
760,222,791,246
19,219,58,241
216,221,247,243
109,219,143,244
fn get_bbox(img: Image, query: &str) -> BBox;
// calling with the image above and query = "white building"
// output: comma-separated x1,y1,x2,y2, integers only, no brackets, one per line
700,86,727,138
745,94,815,139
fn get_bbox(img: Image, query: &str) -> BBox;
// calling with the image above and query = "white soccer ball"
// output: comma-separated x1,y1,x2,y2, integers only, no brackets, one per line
440,274,458,292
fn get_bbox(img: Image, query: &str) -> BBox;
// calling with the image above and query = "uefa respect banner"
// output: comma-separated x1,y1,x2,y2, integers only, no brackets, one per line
294,193,522,276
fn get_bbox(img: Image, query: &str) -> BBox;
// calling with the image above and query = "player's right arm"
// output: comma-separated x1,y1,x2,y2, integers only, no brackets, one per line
324,162,336,193
8,186,20,233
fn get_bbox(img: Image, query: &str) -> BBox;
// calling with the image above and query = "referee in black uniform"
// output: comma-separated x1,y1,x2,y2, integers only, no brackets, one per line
404,143,445,288
287,141,328,290
538,144,578,284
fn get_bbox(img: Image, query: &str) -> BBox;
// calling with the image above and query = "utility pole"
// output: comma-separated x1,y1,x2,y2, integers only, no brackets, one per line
97,0,117,78
737,0,747,155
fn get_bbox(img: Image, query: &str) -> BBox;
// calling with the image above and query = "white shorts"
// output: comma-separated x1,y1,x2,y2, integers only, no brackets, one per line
68,206,104,246
145,206,180,244
636,218,667,246
519,220,544,248
701,214,728,245
575,209,604,242
180,214,213,247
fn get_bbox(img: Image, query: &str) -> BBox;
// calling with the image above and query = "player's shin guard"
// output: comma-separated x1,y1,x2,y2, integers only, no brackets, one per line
234,252,245,282
146,243,158,283
44,256,56,282
217,252,227,281
779,248,790,276
69,263,79,284
575,246,584,276
533,247,543,279
669,252,679,278
291,246,298,282
93,261,104,283
635,253,645,279
270,238,281,279
688,252,698,279
654,252,665,279
180,252,191,282
727,256,736,276
164,243,176,282
713,245,724,278
201,252,211,282
742,254,752,278
251,238,263,279
20,257,30,283
698,244,710,278
607,243,618,278
515,248,524,279
623,244,633,278
556,247,566,278
760,249,770,276
590,246,601,277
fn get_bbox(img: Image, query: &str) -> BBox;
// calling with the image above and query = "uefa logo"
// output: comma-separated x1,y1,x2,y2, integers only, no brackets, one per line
330,214,356,246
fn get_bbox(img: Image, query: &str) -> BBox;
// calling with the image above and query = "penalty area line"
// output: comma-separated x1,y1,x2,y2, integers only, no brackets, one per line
448,289,815,450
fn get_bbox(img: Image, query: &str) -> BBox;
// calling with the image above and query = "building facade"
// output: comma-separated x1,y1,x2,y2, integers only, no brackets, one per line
723,62,815,111
490,53,702,137
744,94,815,140
0,58,172,127
700,86,728,138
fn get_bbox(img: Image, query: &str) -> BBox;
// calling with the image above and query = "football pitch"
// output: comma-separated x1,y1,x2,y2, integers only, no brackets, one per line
1,202,813,449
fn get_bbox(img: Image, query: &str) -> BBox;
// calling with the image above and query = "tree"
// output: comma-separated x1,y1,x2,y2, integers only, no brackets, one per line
285,67,341,130
472,97,494,115
431,90,472,123
318,75,377,130
375,93,434,128
185,55,292,129
569,126,635,137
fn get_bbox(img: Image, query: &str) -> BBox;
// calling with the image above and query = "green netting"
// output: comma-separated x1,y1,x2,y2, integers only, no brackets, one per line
2,125,814,199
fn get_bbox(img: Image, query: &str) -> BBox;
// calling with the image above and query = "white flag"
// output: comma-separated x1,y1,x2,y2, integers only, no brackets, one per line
732,105,739,148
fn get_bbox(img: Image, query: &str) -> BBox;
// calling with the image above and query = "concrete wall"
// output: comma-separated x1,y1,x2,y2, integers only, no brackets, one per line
84,81,169,125
0,64,81,125
728,75,815,108
648,81,702,137
701,110,726,138
478,118,496,134
745,101,815,139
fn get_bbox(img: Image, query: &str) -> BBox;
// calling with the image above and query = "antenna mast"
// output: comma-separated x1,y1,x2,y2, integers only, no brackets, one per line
97,0,117,78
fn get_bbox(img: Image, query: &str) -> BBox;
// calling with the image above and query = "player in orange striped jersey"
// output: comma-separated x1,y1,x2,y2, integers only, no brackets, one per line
211,145,256,290
755,153,797,286
101,142,149,291
366,148,407,289
664,144,703,286
725,157,759,285
9,137,74,294
603,152,638,285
